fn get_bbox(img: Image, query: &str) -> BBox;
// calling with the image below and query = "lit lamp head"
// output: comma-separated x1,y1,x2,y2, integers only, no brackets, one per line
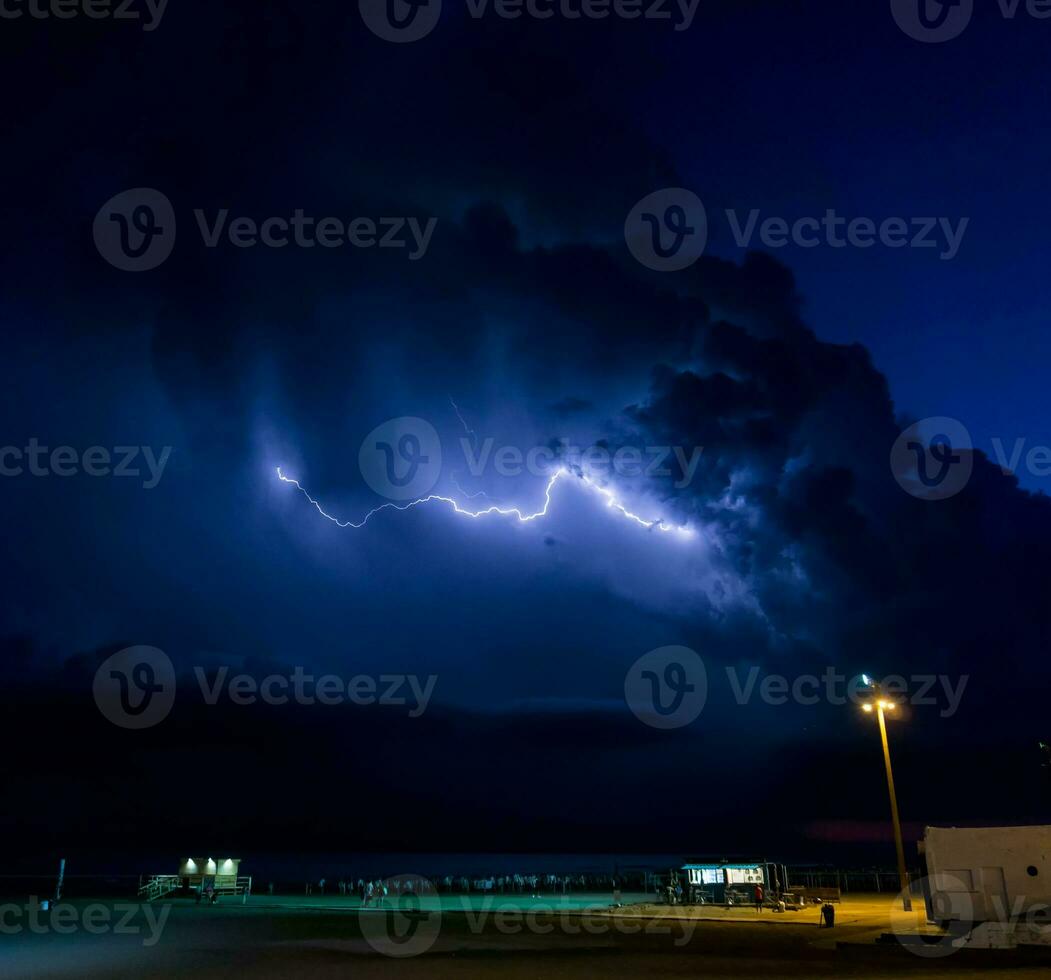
858,674,900,714
859,674,899,715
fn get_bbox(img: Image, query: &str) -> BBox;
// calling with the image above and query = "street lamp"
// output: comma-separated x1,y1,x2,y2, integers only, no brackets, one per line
860,675,912,911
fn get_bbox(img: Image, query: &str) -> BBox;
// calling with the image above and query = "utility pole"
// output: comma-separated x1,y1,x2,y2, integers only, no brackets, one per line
861,676,912,911
54,858,66,903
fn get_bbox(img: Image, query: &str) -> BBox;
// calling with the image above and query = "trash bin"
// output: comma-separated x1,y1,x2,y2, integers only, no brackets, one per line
821,902,835,928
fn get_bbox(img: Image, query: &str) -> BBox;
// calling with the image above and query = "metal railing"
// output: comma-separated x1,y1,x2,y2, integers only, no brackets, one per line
137,874,253,901
137,875,182,902
183,874,252,895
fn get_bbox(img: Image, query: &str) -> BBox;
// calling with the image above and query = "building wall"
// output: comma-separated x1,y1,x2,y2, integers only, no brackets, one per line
924,825,1051,921
179,857,240,878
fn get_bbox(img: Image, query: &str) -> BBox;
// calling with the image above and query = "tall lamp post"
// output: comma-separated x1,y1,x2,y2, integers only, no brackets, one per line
861,675,911,911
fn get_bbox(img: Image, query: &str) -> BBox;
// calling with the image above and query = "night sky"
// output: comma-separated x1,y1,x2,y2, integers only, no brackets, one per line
2,0,1050,868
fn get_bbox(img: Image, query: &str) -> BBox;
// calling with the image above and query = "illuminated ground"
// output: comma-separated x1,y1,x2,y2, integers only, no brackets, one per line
5,893,1051,979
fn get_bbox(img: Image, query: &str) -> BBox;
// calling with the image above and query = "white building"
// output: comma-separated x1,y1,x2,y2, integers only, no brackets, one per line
921,825,1051,945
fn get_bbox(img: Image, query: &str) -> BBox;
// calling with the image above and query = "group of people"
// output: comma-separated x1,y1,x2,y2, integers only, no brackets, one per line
297,871,642,901
435,873,637,896
304,877,431,904
193,882,220,905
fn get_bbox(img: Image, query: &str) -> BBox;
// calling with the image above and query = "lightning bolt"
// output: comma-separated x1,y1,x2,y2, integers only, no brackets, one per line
448,397,487,499
450,472,488,499
448,396,477,448
275,466,692,537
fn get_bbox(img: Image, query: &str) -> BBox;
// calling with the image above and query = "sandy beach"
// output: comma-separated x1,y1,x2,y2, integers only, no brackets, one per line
5,892,1051,979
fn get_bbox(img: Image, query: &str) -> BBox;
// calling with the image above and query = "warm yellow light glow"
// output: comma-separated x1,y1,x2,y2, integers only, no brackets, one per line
884,702,895,710
863,703,873,712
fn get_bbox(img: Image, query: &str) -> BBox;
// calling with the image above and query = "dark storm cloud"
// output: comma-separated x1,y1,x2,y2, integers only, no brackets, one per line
7,0,1049,687
613,278,1051,690
3,0,1050,858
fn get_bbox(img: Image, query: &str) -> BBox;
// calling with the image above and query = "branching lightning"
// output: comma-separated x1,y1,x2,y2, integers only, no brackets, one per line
450,472,489,499
448,397,488,499
275,466,692,537
448,396,477,448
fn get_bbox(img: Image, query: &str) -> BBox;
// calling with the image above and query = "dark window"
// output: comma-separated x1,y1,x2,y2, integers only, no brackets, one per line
1026,865,1039,877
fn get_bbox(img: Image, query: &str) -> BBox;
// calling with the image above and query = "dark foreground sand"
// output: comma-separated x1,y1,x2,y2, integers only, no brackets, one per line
4,893,1050,979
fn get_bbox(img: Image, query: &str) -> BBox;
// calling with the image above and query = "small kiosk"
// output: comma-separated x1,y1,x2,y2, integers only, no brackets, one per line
138,857,250,902
681,861,787,905
179,857,244,895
